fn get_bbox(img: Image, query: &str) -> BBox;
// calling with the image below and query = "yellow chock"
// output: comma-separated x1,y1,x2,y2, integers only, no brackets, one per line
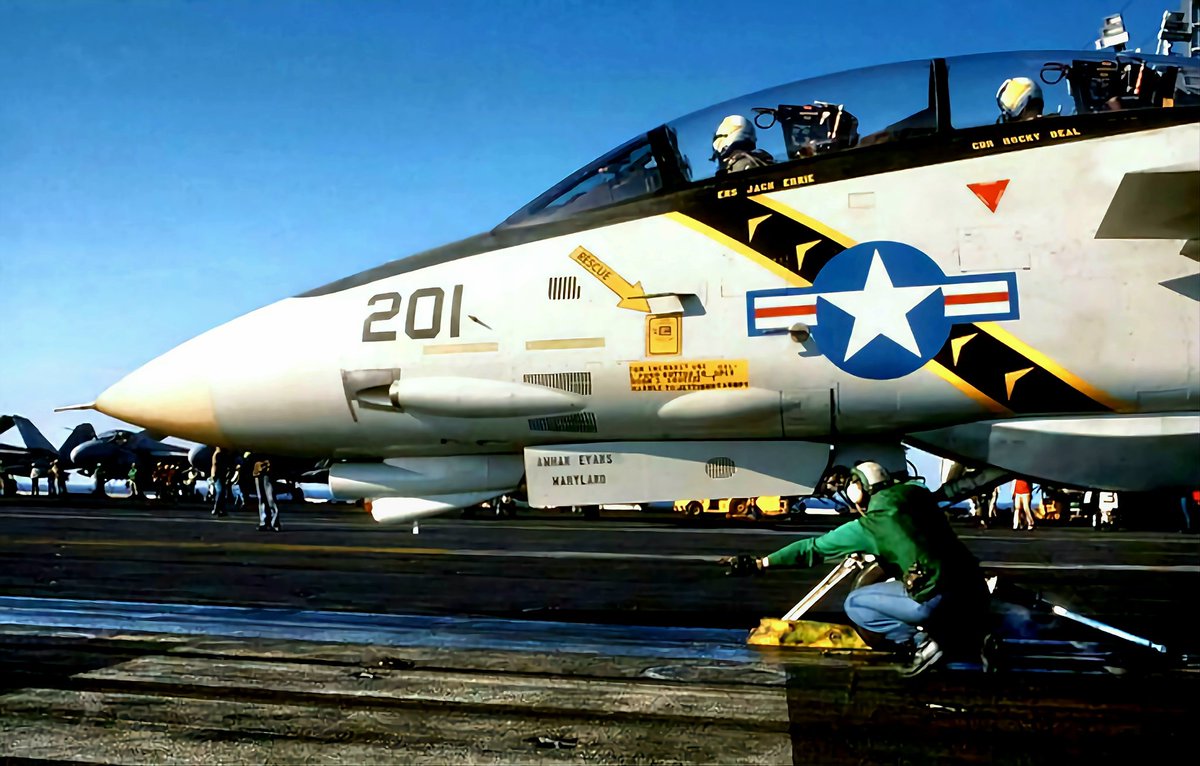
747,618,872,649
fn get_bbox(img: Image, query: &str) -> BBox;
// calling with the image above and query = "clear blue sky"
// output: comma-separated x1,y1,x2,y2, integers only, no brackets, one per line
0,0,1176,464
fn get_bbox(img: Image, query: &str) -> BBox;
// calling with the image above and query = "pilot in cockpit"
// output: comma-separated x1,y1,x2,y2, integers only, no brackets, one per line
996,77,1044,123
712,114,775,176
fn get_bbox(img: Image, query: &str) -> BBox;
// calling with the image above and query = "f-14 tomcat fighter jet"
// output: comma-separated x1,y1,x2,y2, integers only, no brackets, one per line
74,50,1200,523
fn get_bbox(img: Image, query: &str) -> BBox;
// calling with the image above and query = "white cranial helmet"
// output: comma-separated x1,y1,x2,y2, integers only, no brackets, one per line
712,114,755,158
851,461,894,494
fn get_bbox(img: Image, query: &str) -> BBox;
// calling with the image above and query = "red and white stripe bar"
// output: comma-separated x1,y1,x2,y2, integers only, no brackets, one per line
942,280,1011,317
751,293,819,333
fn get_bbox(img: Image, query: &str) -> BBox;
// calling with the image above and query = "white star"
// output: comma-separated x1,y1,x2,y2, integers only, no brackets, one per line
821,250,937,362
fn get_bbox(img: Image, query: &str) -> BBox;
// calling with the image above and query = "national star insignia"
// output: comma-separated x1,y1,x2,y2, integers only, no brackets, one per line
821,250,938,362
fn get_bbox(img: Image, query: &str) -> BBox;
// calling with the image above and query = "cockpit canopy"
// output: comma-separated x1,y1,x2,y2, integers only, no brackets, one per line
500,50,1200,228
754,102,863,160
97,430,134,446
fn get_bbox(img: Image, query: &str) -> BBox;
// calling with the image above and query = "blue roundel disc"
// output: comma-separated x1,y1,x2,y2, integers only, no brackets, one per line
810,241,951,380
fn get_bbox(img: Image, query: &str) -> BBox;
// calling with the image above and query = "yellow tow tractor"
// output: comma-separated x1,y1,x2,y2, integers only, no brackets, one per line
674,495,795,521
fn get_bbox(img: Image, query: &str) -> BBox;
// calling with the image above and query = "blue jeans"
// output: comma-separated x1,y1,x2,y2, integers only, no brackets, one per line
256,475,279,527
211,477,226,513
843,580,943,646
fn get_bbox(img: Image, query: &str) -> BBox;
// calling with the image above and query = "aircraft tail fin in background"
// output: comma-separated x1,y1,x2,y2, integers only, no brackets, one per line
0,415,14,441
59,423,97,465
11,416,56,455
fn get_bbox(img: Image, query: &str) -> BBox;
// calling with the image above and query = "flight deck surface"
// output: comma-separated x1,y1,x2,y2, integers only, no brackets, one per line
0,500,1196,763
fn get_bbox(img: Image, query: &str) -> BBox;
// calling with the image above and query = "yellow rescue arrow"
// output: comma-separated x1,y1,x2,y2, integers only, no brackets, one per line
569,246,650,312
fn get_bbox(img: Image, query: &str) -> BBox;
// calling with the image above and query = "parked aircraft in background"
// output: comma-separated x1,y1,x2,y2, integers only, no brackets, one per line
68,428,189,478
0,415,96,476
70,47,1200,525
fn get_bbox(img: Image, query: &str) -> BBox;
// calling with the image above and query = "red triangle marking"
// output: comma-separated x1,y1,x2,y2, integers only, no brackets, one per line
967,179,1010,213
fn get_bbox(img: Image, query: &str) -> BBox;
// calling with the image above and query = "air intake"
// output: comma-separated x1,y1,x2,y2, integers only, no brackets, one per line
528,412,598,433
705,457,736,479
523,372,592,396
547,276,582,300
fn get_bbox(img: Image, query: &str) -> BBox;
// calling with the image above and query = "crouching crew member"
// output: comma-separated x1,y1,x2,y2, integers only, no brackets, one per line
723,461,989,676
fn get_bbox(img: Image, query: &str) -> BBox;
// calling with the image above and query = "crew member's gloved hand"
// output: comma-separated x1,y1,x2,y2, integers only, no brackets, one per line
720,554,764,577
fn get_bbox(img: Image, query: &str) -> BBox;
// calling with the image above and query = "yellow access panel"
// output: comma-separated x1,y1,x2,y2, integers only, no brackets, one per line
646,314,681,356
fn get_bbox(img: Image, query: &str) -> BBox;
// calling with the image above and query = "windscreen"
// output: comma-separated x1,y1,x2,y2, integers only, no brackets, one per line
501,135,661,227
666,59,936,183
945,50,1200,129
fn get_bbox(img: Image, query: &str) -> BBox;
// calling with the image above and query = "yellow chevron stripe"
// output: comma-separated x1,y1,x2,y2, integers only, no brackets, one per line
975,322,1127,412
924,360,1012,414
749,194,858,248
664,211,809,287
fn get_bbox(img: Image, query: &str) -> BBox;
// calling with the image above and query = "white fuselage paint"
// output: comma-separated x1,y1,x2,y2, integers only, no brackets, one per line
92,122,1200,508
179,125,1197,457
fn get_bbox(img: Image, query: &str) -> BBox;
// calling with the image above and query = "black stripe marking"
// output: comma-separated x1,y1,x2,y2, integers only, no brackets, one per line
679,195,845,283
932,325,1112,414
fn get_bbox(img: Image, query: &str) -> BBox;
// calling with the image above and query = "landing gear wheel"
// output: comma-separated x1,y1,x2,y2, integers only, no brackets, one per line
684,501,704,517
499,496,517,517
728,498,749,517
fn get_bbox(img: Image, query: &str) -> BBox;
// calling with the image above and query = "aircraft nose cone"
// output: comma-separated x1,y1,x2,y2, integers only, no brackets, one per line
96,342,227,444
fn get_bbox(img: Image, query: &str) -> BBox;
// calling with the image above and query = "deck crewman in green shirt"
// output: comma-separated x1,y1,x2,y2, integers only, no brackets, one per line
723,461,989,676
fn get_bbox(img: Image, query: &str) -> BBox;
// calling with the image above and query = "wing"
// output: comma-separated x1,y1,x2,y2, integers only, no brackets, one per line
129,429,189,456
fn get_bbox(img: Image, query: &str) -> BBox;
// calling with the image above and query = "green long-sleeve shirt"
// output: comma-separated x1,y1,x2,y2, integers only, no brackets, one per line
765,519,878,569
764,481,983,603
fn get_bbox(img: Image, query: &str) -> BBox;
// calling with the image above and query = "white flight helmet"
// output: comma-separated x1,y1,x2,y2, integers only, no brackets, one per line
996,77,1043,122
846,461,894,507
712,114,755,158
